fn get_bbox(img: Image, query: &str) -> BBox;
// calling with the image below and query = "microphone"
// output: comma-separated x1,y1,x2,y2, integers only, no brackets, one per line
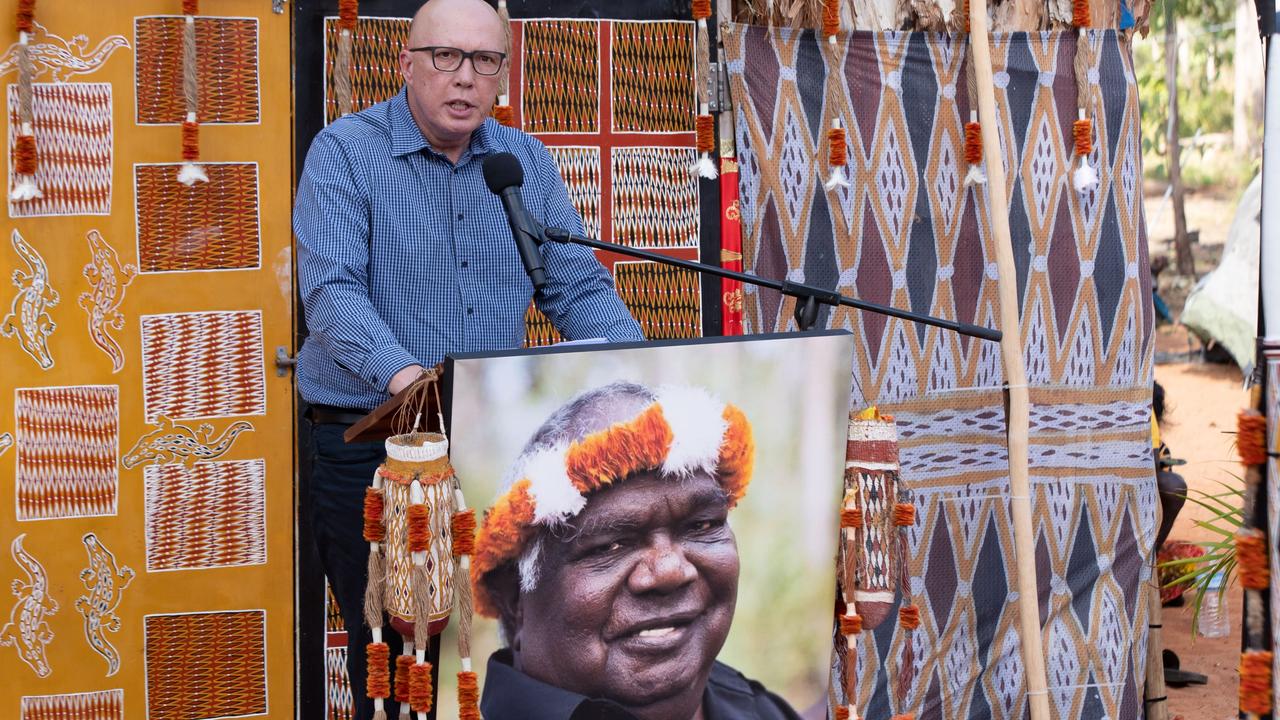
482,152,547,289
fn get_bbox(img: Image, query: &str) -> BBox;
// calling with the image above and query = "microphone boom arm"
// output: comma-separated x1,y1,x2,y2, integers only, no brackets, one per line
541,226,1001,342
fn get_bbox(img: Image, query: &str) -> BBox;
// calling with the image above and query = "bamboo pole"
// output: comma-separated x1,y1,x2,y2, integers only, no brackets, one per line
967,3,1052,719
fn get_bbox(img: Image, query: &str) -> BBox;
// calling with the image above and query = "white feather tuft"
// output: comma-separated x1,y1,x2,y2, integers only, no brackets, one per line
9,176,42,201
691,153,719,180
523,445,585,524
656,386,727,478
963,164,987,187
177,162,209,186
1072,159,1098,193
824,167,850,191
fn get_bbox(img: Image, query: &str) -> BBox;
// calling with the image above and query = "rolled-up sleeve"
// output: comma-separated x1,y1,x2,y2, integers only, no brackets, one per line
294,132,418,392
528,142,645,343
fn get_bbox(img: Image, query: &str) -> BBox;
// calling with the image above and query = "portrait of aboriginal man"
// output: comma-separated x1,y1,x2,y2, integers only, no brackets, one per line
469,382,802,720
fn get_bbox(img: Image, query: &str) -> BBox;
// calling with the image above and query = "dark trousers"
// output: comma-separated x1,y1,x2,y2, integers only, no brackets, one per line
305,416,440,720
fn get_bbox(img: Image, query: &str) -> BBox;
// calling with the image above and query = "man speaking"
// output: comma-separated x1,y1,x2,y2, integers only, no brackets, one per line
472,383,800,720
293,0,642,716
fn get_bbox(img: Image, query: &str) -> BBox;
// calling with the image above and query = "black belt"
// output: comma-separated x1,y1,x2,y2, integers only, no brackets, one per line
306,404,370,426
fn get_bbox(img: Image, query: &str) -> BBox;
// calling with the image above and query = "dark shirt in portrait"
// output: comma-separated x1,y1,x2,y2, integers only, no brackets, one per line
481,649,802,720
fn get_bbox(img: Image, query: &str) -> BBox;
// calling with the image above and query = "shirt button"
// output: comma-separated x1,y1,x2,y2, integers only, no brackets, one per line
461,261,469,268
467,307,474,315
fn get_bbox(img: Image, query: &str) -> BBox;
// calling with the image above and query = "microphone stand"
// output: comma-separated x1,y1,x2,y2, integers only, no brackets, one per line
541,226,1002,343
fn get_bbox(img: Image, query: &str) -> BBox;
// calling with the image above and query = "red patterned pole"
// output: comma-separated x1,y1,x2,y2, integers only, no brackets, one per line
719,151,743,335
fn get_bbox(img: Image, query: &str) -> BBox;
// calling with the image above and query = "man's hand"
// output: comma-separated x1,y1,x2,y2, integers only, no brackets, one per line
387,364,426,395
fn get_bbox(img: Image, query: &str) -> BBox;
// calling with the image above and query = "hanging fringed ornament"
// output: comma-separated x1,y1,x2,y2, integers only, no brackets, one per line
363,472,391,719
690,0,717,179
177,0,208,185
1236,408,1274,719
825,120,850,190
963,43,987,188
11,0,40,201
452,491,479,720
1071,15,1098,194
491,0,515,127
334,0,357,118
367,640,392,720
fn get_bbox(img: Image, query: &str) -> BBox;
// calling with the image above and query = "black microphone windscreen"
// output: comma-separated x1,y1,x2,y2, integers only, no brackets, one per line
482,152,524,194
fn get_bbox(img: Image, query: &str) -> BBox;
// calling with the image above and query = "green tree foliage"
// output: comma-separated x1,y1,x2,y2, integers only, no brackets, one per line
1134,0,1238,180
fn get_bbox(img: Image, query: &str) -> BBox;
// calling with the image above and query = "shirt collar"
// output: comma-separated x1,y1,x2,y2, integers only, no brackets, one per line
388,88,500,161
480,650,636,720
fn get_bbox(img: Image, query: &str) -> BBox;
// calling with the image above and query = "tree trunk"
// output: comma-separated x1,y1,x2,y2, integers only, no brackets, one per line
1235,0,1265,154
991,0,1045,30
1166,1,1195,277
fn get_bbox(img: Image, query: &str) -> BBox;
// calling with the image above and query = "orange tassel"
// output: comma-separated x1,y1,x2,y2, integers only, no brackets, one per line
366,642,391,699
181,121,200,162
891,715,916,720
841,507,863,529
696,114,716,155
409,661,433,713
363,488,385,543
452,509,477,556
16,0,34,33
1072,0,1090,28
181,0,198,15
894,503,915,527
458,671,480,720
394,654,413,703
964,122,983,164
839,613,863,636
822,0,840,38
1240,650,1273,715
407,504,431,553
835,708,850,720
14,135,37,176
962,0,970,31
493,104,515,127
692,0,712,20
828,127,847,168
1072,118,1092,158
1239,410,1268,466
1237,529,1270,591
337,0,358,31
899,604,920,631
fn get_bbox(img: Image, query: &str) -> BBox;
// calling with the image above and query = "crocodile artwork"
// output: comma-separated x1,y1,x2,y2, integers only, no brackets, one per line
79,230,138,373
0,534,58,677
1,229,59,369
121,416,254,468
0,21,129,82
75,533,134,677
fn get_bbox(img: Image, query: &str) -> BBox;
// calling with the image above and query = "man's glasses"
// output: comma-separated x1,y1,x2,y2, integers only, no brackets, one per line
408,46,506,76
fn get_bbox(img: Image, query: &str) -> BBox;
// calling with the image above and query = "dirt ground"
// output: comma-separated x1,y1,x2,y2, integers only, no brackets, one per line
1145,187,1253,720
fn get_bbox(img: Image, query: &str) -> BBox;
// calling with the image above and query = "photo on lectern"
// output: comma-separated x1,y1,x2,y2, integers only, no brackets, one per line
440,331,856,718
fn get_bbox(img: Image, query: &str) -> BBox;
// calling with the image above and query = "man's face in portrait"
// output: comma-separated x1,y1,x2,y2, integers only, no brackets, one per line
510,470,740,719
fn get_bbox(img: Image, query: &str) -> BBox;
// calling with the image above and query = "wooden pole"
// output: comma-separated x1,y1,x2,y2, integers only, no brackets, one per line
1165,1,1194,277
967,3,1052,719
1143,574,1170,720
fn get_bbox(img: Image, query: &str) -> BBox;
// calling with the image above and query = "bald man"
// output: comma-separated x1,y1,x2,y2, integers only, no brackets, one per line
295,2,642,716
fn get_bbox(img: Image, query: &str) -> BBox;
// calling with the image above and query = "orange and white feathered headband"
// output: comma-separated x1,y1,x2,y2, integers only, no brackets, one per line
471,386,754,617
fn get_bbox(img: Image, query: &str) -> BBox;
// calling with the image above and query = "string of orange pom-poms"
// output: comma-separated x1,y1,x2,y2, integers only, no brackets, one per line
409,660,434,714
177,0,208,185
821,0,850,191
366,641,391,719
452,483,480,719
894,503,915,527
1238,410,1268,466
691,0,717,179
1237,528,1270,591
333,0,358,118
962,40,987,187
11,0,41,201
1071,0,1099,194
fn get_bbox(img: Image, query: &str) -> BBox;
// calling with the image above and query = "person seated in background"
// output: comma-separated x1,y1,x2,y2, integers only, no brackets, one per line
471,382,799,720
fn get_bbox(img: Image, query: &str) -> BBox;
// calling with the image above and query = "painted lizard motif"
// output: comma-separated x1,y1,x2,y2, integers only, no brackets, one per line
122,416,254,468
1,229,58,369
0,22,129,82
79,230,137,373
75,533,134,677
0,534,58,677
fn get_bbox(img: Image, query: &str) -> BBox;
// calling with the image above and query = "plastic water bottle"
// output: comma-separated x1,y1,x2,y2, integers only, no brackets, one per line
1197,572,1231,639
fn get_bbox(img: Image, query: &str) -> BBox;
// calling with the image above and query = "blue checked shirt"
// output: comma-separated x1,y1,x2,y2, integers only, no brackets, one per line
295,90,643,410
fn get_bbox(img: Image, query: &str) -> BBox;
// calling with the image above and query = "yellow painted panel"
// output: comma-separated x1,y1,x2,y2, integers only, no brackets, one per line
0,1,293,716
